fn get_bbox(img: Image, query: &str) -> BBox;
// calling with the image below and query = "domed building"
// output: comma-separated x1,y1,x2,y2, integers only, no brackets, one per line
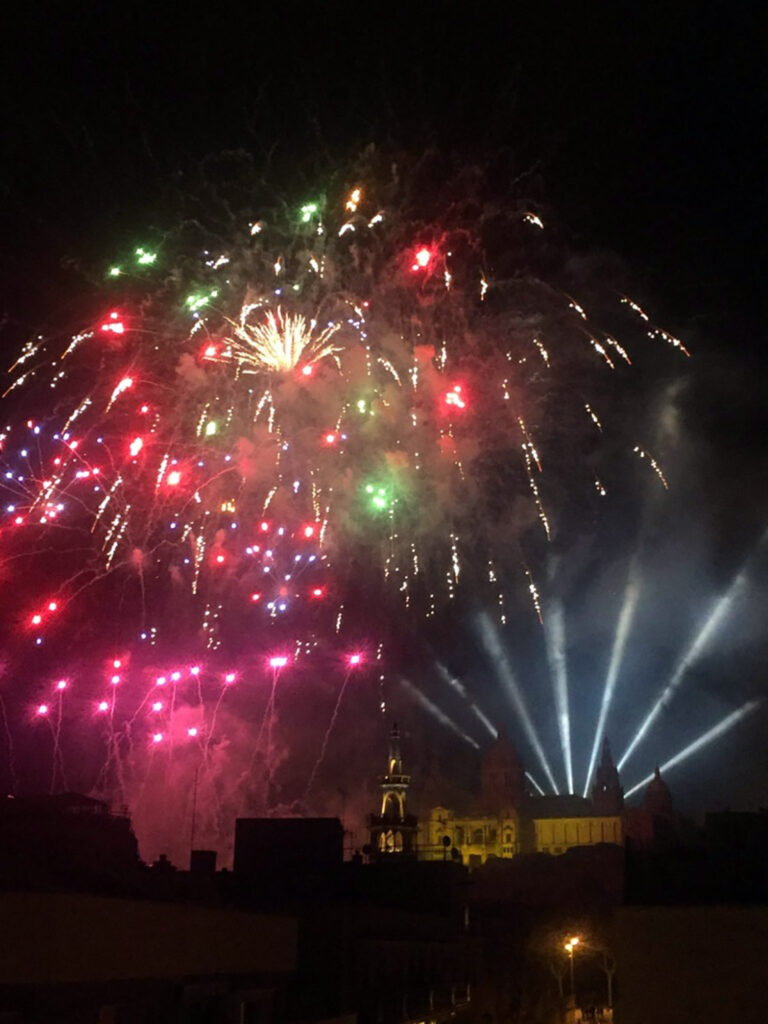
422,734,624,865
369,726,676,865
623,765,681,849
479,730,526,812
645,766,675,818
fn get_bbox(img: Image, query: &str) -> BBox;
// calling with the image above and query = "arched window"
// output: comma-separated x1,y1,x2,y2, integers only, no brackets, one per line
455,827,464,846
383,792,402,819
504,831,512,844
473,828,484,845
394,831,403,851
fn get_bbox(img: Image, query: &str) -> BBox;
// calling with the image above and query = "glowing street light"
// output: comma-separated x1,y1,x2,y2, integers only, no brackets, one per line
564,936,580,1004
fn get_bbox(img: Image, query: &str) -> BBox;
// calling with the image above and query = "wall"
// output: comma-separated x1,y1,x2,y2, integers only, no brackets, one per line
0,892,296,985
612,906,768,1024
534,816,622,854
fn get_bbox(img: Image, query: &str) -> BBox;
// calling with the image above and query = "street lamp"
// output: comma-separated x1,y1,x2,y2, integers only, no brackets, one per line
564,936,580,1004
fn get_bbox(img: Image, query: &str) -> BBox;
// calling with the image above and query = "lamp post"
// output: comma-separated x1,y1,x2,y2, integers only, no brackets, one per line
564,936,580,1005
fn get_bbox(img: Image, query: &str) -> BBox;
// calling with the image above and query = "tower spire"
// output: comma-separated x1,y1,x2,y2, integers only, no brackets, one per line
386,722,405,783
591,736,624,814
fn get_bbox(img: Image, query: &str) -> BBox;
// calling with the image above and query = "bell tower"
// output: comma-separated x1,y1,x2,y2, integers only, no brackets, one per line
368,723,418,858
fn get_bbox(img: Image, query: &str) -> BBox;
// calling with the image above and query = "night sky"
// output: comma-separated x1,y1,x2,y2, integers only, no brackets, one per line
1,2,766,832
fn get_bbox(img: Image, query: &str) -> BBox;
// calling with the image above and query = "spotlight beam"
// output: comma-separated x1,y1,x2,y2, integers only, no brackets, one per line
583,574,640,796
435,662,499,738
544,601,574,793
618,565,751,771
624,699,762,799
525,770,546,796
478,613,560,793
398,677,480,748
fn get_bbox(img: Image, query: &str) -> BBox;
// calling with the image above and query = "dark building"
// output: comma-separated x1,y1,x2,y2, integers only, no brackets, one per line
623,766,682,851
703,809,768,902
612,905,768,1024
0,890,297,1023
0,795,297,1022
231,810,472,1024
0,792,141,893
234,816,344,879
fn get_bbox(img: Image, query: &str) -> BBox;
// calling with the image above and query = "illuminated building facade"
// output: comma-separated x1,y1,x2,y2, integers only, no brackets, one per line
423,734,624,865
528,796,622,855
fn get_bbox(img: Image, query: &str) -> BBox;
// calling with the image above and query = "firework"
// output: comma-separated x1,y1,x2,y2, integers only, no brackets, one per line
219,307,342,375
0,156,693,851
2,175,679,652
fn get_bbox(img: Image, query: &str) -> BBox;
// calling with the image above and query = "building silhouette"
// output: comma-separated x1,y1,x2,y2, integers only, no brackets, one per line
0,792,141,892
591,737,624,815
623,765,681,850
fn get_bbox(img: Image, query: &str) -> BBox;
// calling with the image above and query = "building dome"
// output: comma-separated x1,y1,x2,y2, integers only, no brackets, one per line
644,767,674,818
480,730,525,811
